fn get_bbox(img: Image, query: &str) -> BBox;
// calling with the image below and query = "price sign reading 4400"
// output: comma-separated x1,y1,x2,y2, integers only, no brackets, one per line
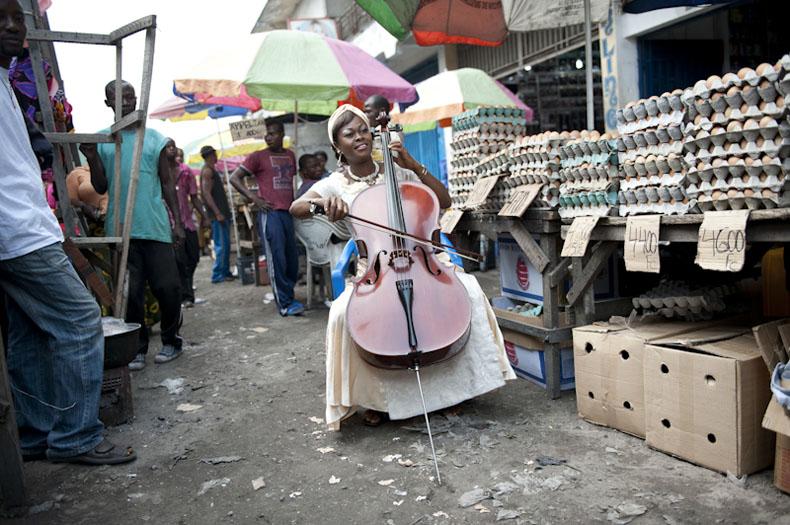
624,215,660,273
695,210,749,272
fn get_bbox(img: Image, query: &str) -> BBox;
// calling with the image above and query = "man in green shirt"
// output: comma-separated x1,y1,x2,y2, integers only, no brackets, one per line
81,80,184,371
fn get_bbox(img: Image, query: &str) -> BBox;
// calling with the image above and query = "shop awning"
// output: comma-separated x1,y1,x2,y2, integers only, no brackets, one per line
502,0,609,32
622,0,733,13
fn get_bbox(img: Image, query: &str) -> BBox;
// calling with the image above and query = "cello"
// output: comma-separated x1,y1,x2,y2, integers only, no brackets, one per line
345,113,472,484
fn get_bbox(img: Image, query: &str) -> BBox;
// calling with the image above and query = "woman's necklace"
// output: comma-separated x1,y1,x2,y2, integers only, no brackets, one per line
346,162,380,186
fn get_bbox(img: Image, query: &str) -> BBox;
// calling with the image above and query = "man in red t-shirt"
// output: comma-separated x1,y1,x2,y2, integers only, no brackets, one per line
230,121,303,316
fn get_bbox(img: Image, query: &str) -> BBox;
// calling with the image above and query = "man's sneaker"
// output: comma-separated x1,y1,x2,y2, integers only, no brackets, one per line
193,297,207,305
154,345,183,364
128,353,146,371
280,301,305,317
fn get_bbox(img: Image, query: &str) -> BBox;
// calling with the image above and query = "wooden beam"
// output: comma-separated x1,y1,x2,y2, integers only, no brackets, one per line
562,222,790,243
0,338,27,510
26,28,111,45
566,241,617,306
109,15,156,43
511,222,550,272
548,257,571,289
44,132,115,144
110,110,145,134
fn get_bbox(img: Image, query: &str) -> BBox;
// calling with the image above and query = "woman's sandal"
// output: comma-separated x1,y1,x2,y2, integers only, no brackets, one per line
362,410,388,427
53,439,137,465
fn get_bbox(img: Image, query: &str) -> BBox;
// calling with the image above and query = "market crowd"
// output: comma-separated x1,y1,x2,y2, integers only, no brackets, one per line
0,0,337,467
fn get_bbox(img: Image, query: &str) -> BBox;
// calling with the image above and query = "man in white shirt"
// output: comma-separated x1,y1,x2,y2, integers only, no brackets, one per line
0,0,134,465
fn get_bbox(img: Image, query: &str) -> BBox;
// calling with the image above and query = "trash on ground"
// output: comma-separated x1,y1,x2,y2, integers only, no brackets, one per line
176,403,202,413
252,477,266,491
197,478,231,496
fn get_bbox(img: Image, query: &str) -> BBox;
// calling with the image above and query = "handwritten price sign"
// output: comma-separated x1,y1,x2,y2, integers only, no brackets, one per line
440,209,464,234
561,216,599,257
695,210,749,272
498,183,543,217
624,215,661,273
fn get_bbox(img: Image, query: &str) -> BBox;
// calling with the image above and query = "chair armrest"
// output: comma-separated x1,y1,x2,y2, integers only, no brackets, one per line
331,240,358,300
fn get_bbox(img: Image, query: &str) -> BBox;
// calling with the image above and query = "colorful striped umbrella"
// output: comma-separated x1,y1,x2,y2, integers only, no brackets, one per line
242,30,417,116
391,68,533,130
149,96,249,122
355,0,508,47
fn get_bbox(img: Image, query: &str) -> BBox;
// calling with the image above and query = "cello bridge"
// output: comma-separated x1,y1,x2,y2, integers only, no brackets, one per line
388,249,413,270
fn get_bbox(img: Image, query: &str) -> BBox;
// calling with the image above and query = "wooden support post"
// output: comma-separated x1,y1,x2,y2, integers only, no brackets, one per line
0,339,27,511
566,241,616,306
540,232,562,400
113,23,156,317
511,222,549,272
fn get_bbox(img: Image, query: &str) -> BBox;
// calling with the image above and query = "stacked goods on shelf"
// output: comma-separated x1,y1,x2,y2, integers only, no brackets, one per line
630,280,743,321
478,148,513,211
616,91,690,215
682,54,790,211
448,107,528,210
558,130,620,218
506,131,566,208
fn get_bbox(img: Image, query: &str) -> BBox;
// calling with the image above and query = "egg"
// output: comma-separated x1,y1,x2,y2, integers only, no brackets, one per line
706,75,723,89
755,63,773,76
737,67,756,80
726,121,742,132
743,119,759,130
759,116,777,128
726,86,740,97
711,126,725,136
744,189,754,197
722,72,739,86
727,189,739,198
712,158,725,168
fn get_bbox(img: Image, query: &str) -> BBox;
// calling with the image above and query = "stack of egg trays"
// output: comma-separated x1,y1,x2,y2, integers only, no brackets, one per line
558,135,621,219
504,132,566,208
682,54,790,211
631,281,738,321
448,107,528,209
478,148,512,212
615,92,691,215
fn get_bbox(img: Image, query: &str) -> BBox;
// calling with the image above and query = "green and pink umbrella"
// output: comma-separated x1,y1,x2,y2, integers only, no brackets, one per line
391,68,533,131
241,30,418,115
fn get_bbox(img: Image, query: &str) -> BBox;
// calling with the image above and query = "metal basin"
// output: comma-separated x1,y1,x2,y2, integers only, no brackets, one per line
102,317,140,370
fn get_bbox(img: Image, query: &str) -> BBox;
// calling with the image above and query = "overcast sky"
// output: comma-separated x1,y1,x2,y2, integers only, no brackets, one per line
46,0,264,151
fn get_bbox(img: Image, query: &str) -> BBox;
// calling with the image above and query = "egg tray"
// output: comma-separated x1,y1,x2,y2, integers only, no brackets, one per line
617,92,686,135
559,138,619,163
452,122,527,140
476,149,513,178
620,171,687,191
686,159,785,186
559,164,621,185
617,187,694,216
558,203,619,219
504,170,558,187
631,282,741,321
451,107,529,131
694,189,786,212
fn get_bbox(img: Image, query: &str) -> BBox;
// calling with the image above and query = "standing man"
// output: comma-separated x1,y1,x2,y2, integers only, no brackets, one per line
199,145,234,284
0,0,134,464
230,121,303,316
172,146,206,307
81,80,184,371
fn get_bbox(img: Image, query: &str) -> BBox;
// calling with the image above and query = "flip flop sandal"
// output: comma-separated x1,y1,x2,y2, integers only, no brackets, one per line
54,439,137,465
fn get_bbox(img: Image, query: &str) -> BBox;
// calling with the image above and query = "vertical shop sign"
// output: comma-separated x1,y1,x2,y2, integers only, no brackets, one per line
599,1,618,134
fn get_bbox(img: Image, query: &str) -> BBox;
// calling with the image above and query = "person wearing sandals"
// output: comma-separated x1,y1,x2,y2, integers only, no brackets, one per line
290,104,515,430
0,0,134,465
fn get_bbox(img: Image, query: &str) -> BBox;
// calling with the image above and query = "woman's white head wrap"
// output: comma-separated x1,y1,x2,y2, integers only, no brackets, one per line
327,104,369,147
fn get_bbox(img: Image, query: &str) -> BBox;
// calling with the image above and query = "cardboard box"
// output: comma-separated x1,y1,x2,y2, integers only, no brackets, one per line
573,320,722,438
762,386,790,493
502,329,574,391
498,234,618,304
644,330,774,476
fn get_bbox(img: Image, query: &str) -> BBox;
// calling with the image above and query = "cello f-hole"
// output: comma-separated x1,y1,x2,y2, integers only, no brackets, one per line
414,246,442,276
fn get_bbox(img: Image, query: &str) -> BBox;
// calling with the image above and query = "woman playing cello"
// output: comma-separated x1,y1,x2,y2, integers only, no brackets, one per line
290,105,515,430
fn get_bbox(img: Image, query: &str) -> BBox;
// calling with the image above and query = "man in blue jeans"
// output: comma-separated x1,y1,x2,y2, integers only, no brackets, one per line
231,121,303,316
200,146,235,283
0,0,134,464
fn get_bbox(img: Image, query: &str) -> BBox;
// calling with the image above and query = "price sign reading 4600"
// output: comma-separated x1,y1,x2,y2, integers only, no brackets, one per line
624,215,661,273
695,210,750,272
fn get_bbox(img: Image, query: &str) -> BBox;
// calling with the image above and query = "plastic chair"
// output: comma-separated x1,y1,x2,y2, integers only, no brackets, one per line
330,232,462,300
294,217,351,309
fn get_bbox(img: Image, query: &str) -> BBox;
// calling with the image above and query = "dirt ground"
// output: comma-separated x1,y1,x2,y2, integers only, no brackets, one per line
3,259,789,524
